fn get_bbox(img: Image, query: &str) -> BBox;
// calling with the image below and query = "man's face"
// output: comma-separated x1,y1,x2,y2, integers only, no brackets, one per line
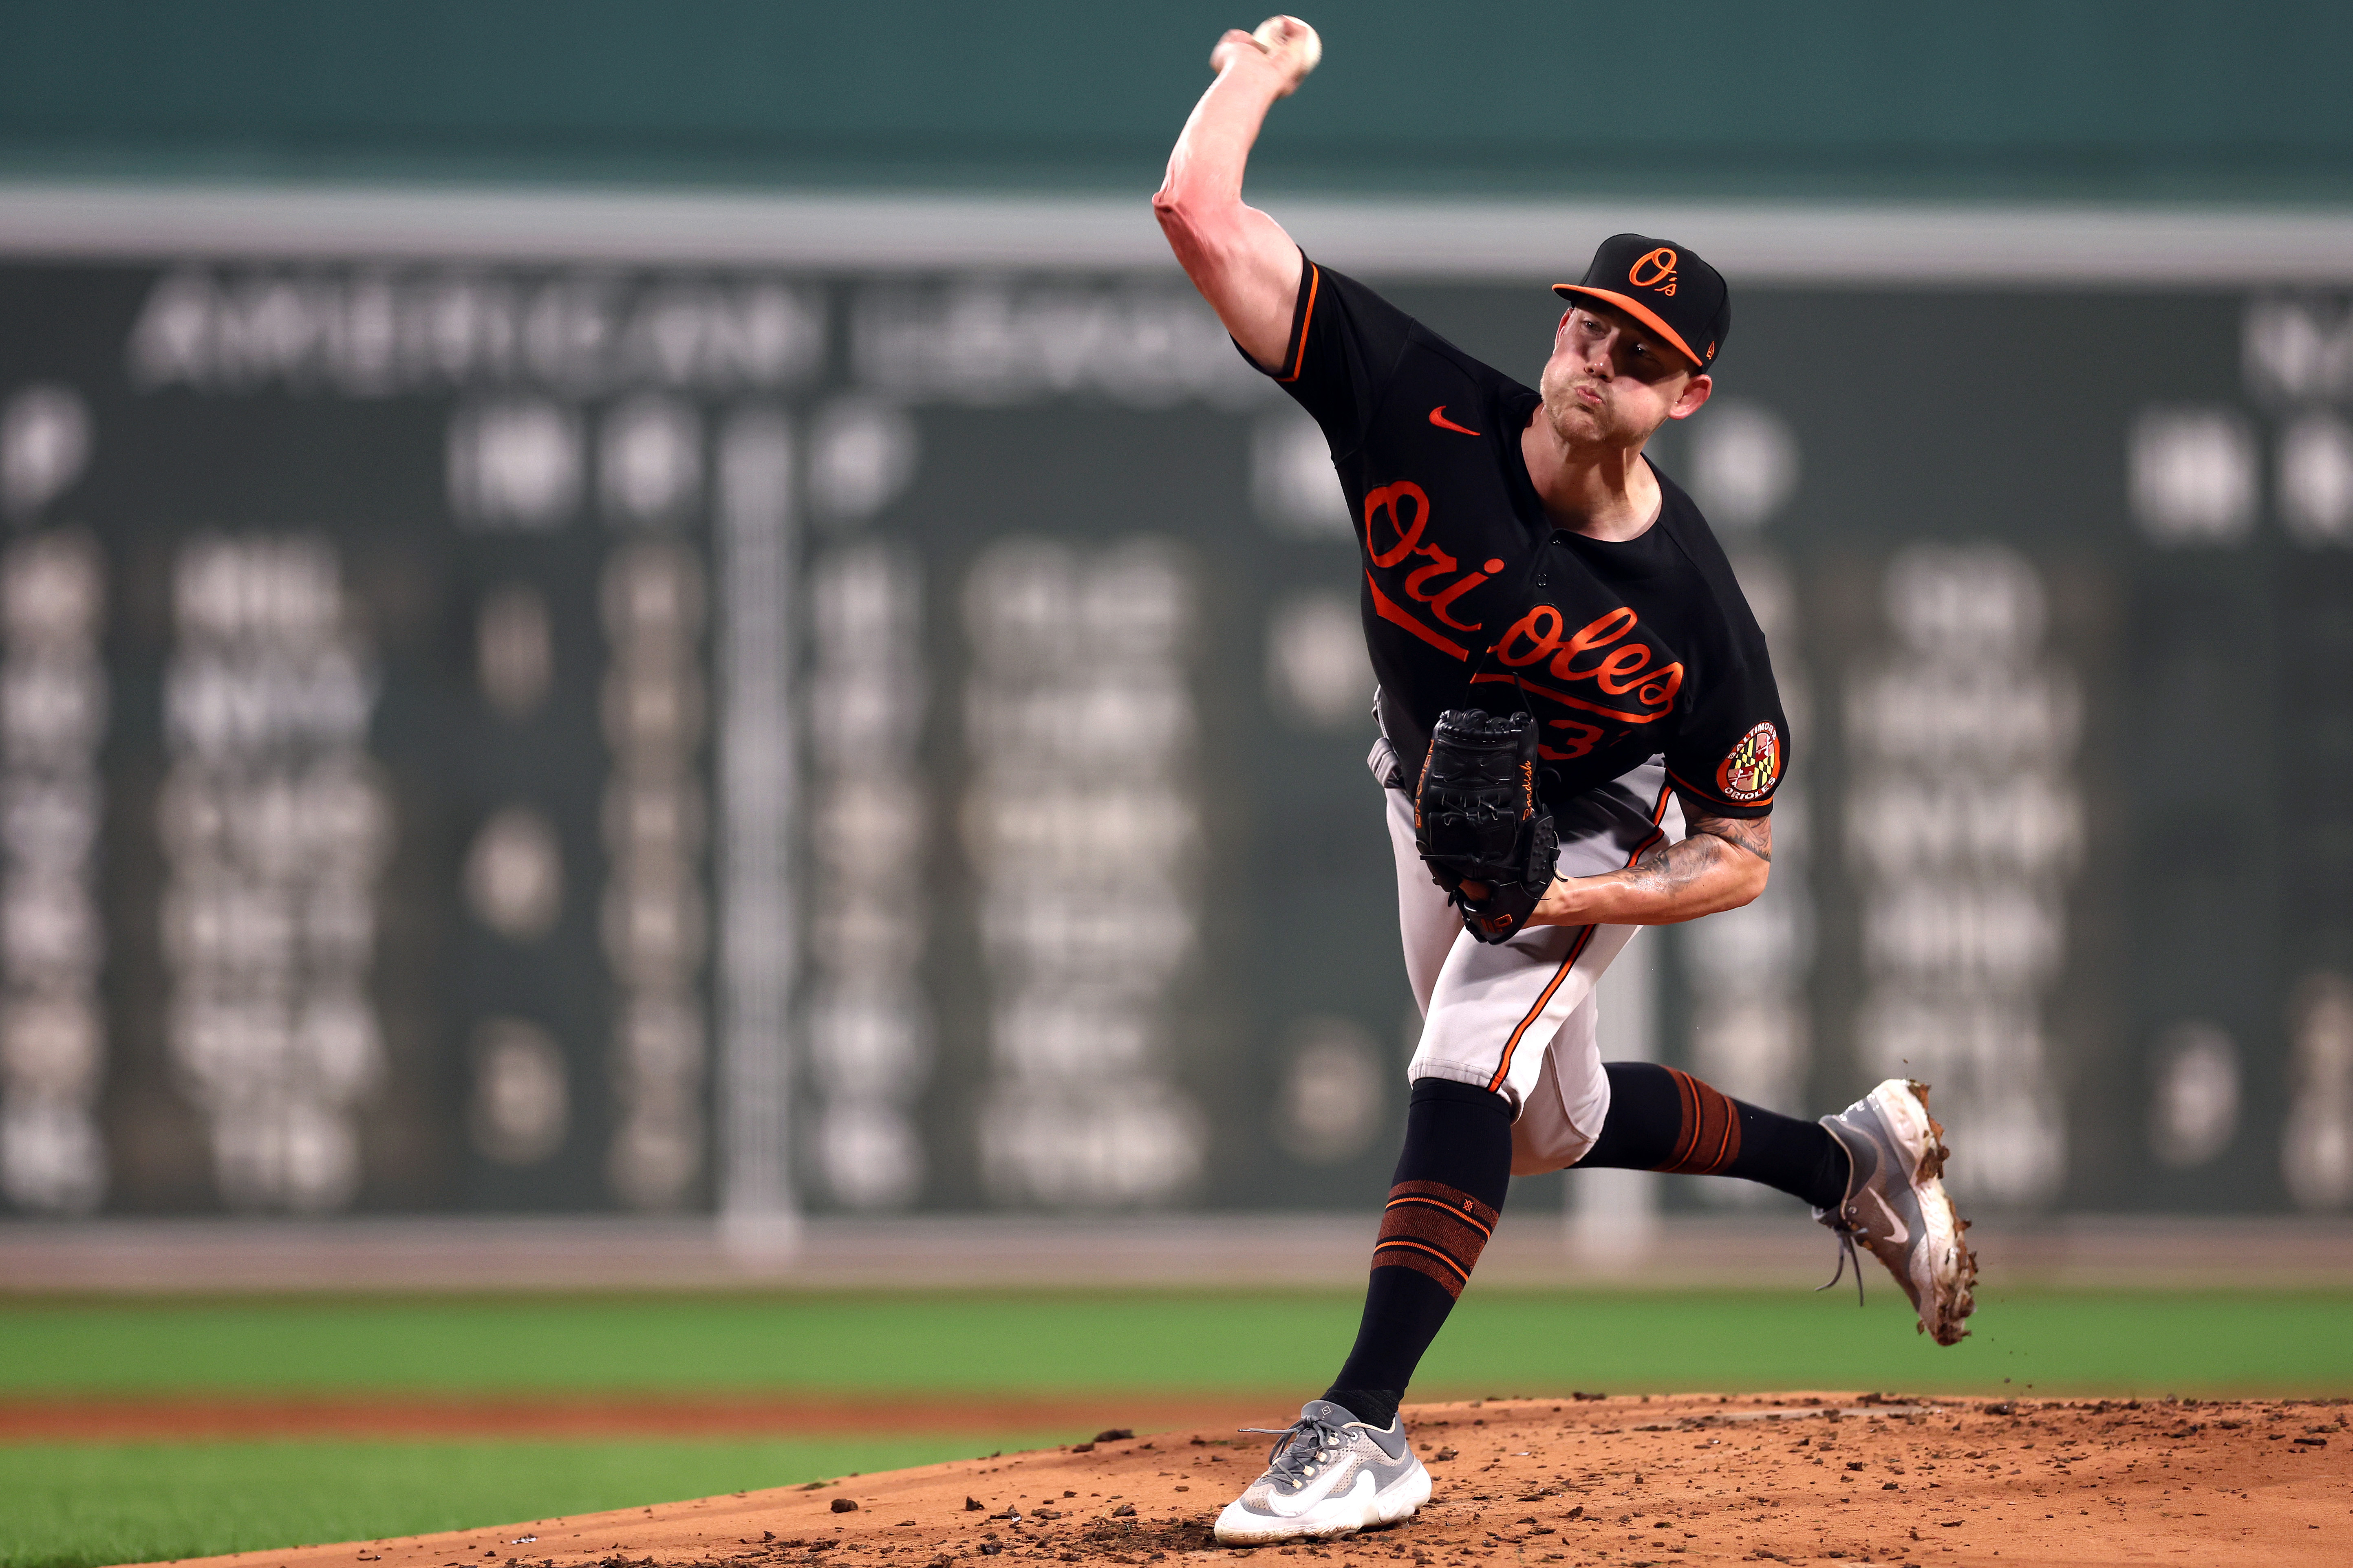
1537,303,1713,451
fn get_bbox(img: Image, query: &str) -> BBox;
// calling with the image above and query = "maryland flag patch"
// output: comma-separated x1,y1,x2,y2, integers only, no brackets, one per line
1715,722,1782,804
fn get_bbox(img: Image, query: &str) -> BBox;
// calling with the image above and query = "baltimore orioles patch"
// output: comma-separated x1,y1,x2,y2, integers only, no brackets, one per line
1716,722,1782,804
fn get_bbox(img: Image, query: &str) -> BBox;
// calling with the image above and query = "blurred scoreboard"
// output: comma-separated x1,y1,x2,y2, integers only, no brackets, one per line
0,198,2349,1220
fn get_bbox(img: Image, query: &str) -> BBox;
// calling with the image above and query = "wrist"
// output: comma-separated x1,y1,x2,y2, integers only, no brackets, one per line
1216,58,1288,110
1532,873,1599,927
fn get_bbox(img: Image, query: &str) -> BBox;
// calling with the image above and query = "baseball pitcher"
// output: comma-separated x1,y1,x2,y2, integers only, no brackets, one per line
1153,16,1979,1546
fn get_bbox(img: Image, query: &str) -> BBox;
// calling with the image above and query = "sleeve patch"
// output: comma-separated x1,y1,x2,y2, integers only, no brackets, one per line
1715,722,1782,803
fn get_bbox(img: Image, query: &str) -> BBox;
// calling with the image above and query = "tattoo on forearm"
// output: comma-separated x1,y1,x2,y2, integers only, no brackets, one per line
1553,801,1772,923
1638,832,1713,893
1609,806,1771,905
1695,812,1772,863
1620,834,1714,900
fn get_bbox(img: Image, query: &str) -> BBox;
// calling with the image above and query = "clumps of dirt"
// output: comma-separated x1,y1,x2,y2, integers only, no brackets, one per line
1079,1513,1215,1557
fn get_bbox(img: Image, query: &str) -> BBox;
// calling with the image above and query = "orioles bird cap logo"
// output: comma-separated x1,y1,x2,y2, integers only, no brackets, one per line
1628,246,1678,295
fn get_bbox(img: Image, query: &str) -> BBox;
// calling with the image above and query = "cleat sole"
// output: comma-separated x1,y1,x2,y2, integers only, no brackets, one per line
1868,1080,1977,1345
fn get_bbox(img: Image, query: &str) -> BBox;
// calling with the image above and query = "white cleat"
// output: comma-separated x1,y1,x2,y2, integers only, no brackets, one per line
1213,1399,1433,1546
1815,1078,1978,1346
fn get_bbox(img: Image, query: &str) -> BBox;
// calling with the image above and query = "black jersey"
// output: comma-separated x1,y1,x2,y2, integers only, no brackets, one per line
1253,257,1788,820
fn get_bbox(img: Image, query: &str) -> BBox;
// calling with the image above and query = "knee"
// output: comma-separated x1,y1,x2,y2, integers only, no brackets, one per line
1510,1116,1599,1177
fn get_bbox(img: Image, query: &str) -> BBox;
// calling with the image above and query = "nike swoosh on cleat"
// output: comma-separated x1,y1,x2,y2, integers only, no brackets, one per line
1428,406,1480,436
1864,1187,1910,1245
1269,1469,1369,1521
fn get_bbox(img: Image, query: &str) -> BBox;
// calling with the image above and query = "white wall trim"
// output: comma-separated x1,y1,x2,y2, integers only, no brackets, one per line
3,183,2353,284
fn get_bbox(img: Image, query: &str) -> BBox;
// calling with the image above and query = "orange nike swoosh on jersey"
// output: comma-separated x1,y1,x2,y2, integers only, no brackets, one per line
1428,406,1481,436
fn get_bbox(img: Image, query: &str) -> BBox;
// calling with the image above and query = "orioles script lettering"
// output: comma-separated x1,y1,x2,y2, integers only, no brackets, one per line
1360,481,1507,659
1478,603,1684,761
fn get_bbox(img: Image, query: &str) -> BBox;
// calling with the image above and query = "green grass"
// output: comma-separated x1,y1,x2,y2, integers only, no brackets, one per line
8,1288,2353,1568
6,1288,2352,1401
0,1436,1050,1568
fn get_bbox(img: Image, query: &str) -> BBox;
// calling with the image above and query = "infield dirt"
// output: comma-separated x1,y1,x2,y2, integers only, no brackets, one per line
129,1393,2350,1568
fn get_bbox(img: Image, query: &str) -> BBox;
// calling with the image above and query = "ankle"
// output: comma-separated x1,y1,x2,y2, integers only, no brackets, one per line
1321,1387,1401,1428
1808,1130,1854,1211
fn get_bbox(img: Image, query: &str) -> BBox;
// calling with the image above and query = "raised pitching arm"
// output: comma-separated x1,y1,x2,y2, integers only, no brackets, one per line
1152,18,1319,370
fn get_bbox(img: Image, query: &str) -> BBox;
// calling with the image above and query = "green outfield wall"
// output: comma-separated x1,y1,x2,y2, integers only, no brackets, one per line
3,1,2352,200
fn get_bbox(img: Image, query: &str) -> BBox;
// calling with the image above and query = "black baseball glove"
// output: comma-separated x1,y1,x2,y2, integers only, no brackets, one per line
1412,709,1559,945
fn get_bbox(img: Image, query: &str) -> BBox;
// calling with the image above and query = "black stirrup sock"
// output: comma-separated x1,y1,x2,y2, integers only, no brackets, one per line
1322,1077,1515,1428
1579,1061,1850,1211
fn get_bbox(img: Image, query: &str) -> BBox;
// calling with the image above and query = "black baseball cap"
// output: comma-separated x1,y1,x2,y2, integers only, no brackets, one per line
1552,233,1730,373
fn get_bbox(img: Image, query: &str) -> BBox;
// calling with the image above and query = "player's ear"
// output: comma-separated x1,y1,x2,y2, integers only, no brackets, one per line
1666,373,1713,420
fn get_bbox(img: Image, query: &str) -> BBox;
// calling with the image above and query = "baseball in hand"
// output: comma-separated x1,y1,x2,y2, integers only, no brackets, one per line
1244,15,1321,92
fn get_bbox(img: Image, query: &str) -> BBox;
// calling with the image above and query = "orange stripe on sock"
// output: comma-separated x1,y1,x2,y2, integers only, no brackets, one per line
1384,1193,1495,1241
1372,1237,1470,1285
1370,1180,1496,1303
1656,1066,1743,1176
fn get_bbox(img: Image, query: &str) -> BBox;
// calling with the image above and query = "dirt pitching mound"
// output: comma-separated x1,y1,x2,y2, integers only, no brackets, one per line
137,1393,2350,1568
